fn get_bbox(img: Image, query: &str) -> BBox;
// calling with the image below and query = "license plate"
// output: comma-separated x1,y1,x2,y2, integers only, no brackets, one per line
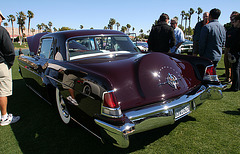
175,104,191,120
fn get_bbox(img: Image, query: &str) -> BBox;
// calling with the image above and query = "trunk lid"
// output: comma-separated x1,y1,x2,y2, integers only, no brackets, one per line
70,52,201,110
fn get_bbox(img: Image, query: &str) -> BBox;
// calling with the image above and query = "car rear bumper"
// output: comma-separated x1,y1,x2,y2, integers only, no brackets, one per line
94,84,224,148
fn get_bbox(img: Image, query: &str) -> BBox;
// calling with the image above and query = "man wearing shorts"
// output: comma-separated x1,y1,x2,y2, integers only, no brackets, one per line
0,10,20,126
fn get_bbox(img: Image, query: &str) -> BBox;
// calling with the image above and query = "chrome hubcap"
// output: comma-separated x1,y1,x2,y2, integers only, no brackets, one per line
60,95,69,118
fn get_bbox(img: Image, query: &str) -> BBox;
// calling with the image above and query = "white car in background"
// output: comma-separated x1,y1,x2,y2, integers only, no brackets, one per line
180,39,193,55
134,41,148,52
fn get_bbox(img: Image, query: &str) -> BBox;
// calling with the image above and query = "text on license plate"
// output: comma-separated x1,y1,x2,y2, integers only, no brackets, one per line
175,104,191,120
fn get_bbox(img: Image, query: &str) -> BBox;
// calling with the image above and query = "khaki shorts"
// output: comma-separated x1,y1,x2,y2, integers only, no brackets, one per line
0,63,12,97
62,74,77,89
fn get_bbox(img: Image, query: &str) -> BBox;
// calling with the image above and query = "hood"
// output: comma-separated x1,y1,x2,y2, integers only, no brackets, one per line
70,52,201,110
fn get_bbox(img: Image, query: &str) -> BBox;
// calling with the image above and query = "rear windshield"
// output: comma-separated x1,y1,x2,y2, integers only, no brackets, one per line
67,36,139,60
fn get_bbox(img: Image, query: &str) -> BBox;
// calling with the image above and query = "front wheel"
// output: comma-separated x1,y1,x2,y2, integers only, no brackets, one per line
56,88,71,124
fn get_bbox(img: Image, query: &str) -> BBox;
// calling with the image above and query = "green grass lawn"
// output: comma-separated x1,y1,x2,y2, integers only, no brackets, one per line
0,56,239,153
13,42,29,49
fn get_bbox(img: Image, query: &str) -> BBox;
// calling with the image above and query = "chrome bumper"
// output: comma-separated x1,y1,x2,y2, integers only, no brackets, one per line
95,84,224,148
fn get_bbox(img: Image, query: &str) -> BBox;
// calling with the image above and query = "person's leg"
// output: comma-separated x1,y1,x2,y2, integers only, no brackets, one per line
0,96,8,116
192,41,199,56
230,60,238,91
236,57,240,90
0,95,20,126
224,49,229,77
213,61,218,71
0,63,11,117
0,63,20,125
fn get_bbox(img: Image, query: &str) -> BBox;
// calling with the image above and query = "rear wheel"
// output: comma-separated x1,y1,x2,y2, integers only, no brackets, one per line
56,88,71,124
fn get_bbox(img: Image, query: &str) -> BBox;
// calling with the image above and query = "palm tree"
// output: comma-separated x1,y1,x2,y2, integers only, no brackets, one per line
180,10,185,28
41,23,46,31
30,28,35,35
196,7,203,22
43,24,50,32
126,24,131,33
184,13,189,35
48,21,52,32
139,29,143,39
120,26,127,33
132,27,135,32
53,27,57,32
104,26,108,30
188,8,195,31
16,11,26,45
3,22,8,27
80,25,83,29
27,10,34,36
107,24,111,30
116,22,120,31
109,18,116,30
36,24,42,32
7,15,15,42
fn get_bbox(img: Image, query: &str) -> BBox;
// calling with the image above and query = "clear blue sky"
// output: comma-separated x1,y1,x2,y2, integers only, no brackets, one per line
1,0,240,35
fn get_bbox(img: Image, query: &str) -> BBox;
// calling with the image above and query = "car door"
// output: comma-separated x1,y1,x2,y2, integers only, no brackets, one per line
20,37,54,98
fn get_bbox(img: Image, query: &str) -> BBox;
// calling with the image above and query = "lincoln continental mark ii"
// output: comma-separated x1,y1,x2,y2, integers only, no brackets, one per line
18,30,224,148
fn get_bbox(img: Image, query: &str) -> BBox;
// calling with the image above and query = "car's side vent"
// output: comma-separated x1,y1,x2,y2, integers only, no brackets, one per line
203,65,219,82
101,91,123,118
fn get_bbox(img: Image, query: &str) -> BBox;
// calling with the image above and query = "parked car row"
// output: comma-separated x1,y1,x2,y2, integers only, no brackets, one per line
133,40,193,55
180,39,193,55
133,41,148,52
18,30,224,148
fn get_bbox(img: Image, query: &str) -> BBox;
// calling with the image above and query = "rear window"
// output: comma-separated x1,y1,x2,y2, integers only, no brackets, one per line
67,36,139,60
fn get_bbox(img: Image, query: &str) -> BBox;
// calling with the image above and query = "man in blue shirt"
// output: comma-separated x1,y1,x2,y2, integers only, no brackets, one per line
199,8,226,69
170,18,185,54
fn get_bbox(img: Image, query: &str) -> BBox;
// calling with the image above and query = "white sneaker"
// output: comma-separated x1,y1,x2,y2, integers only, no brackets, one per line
66,96,78,106
0,114,20,126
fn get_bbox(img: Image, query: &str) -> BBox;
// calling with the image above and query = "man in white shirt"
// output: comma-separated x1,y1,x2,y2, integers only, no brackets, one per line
170,18,185,54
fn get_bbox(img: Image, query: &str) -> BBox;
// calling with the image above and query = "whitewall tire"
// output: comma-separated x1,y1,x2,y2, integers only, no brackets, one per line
56,88,71,124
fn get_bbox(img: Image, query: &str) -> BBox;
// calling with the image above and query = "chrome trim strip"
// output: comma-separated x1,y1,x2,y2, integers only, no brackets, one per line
71,117,102,141
19,63,41,78
26,84,52,105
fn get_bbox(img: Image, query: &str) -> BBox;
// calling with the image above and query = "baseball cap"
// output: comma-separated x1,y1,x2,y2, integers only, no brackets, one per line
0,10,6,20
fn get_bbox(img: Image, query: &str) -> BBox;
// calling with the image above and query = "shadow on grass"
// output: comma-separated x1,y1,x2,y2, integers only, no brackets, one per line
8,79,196,153
223,111,240,116
216,68,225,71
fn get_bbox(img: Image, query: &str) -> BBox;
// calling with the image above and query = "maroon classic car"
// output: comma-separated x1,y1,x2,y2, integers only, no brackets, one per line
18,30,224,148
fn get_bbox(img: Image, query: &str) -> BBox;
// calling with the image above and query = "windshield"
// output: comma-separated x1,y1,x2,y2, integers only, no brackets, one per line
68,36,139,60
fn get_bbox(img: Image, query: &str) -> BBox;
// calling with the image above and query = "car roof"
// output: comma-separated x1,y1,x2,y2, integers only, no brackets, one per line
43,29,126,39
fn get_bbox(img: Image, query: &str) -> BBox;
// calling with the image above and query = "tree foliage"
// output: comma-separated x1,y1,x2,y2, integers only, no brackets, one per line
16,11,26,44
108,18,116,30
58,27,74,31
27,10,34,36
196,7,203,22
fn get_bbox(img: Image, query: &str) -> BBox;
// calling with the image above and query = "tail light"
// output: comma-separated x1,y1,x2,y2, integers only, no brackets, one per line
102,91,123,118
203,65,219,82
